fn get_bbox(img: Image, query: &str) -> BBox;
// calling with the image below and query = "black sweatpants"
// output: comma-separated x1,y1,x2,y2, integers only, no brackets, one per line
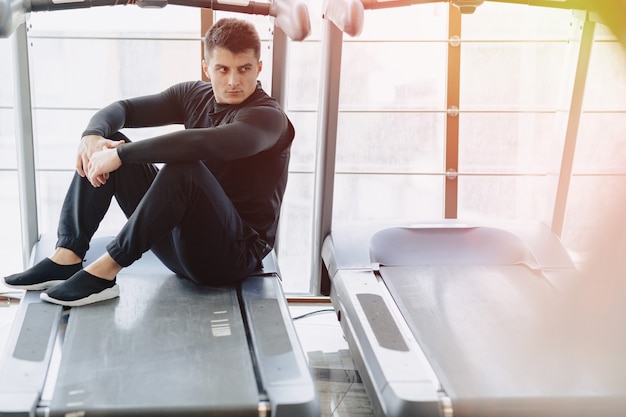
56,133,263,285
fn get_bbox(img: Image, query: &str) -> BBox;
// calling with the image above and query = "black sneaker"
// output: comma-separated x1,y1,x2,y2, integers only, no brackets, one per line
40,270,119,307
3,258,82,291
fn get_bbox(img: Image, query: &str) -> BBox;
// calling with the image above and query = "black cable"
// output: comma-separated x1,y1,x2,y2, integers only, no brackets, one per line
291,308,335,321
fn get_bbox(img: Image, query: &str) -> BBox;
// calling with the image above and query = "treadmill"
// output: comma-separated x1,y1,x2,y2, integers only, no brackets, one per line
314,1,626,416
1,235,320,417
323,221,626,416
0,1,319,416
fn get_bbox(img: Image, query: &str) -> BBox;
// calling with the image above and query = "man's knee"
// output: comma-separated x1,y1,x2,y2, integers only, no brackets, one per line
156,162,208,188
160,161,205,176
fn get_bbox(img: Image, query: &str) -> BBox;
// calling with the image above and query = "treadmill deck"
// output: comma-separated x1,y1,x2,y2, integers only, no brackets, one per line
0,236,320,417
324,221,626,417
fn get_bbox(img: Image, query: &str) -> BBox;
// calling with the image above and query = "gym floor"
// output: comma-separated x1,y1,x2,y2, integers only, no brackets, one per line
291,303,376,417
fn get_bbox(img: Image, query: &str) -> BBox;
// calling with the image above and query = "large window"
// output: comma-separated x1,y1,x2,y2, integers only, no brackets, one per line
2,1,625,293
27,6,201,239
324,3,626,271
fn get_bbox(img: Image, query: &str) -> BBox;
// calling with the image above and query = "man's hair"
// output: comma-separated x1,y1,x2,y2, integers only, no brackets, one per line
203,18,261,62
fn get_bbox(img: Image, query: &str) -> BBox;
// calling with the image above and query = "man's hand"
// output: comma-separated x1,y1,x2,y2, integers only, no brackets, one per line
87,146,123,188
76,135,125,178
77,135,124,187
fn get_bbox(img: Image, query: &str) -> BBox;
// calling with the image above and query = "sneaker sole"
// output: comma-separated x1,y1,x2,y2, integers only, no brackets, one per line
2,279,66,291
40,284,120,307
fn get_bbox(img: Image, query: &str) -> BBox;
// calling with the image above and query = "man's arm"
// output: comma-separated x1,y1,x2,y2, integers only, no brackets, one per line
82,90,186,138
77,87,187,185
116,106,288,165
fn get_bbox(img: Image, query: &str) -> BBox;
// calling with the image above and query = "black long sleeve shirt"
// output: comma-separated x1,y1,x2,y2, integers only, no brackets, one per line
82,81,295,247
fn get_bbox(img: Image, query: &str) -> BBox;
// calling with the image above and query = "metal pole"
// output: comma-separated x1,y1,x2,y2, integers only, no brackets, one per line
551,14,595,236
271,25,288,254
310,19,343,295
271,25,288,107
444,5,461,219
11,21,39,267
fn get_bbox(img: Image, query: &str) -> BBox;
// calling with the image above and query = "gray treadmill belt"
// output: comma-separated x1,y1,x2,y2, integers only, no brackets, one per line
379,265,626,416
49,272,260,417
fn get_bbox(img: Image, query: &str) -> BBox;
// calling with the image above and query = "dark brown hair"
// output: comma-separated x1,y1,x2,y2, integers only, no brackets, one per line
203,18,261,62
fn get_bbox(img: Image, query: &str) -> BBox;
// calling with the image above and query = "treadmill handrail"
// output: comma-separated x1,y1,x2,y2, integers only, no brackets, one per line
1,0,311,40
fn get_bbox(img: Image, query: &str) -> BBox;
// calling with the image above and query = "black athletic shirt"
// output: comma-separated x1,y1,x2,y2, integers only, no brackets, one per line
82,80,295,248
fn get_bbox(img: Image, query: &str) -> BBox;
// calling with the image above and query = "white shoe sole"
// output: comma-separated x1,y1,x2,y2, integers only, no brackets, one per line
2,279,66,291
40,284,120,307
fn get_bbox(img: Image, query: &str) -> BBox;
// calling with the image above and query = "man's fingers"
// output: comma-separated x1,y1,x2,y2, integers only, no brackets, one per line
88,173,106,188
76,155,88,177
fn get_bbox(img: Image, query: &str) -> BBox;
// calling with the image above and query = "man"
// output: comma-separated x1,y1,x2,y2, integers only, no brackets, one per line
3,17,294,307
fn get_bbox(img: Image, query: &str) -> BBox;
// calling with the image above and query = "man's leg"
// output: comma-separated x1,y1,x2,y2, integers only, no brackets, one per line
108,161,262,284
42,162,262,306
3,132,157,290
149,162,262,285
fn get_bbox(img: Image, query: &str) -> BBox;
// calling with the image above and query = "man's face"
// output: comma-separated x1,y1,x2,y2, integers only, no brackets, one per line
203,46,262,105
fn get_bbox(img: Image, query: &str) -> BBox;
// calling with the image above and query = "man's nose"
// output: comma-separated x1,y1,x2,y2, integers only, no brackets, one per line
228,72,240,86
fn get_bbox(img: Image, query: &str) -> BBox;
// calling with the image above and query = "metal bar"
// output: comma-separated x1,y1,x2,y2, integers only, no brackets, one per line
271,26,288,108
200,8,213,81
485,0,592,11
271,25,288,256
551,14,595,236
359,0,592,11
310,19,343,295
12,22,39,267
444,5,461,219
28,0,273,14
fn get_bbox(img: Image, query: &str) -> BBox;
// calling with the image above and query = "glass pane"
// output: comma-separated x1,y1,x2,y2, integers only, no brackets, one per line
462,2,573,41
583,40,626,110
0,39,13,107
457,175,552,222
358,4,448,41
286,111,317,173
340,41,447,110
285,41,320,110
575,113,626,173
562,175,626,258
336,112,444,173
276,173,314,293
333,174,444,223
0,39,20,277
460,42,572,110
0,173,23,277
0,109,16,170
458,113,565,173
28,6,199,36
29,37,200,109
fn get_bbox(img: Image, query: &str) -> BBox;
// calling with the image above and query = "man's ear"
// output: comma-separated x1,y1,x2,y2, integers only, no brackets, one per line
202,59,211,81
257,60,263,75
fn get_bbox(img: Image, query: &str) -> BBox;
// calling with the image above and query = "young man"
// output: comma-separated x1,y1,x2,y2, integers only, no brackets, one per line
3,18,294,307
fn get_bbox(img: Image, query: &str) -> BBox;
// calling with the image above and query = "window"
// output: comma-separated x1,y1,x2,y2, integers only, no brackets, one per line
0,37,21,277
27,6,200,241
3,2,625,292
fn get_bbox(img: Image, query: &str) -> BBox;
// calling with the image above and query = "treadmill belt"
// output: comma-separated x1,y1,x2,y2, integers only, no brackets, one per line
380,265,626,416
49,273,260,417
